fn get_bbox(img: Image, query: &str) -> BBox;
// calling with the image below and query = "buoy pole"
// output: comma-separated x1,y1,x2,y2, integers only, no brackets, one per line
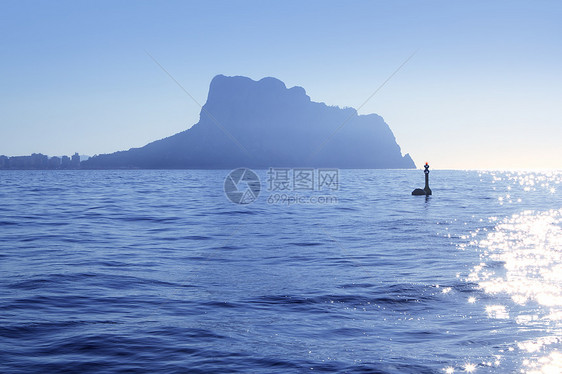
424,162,432,195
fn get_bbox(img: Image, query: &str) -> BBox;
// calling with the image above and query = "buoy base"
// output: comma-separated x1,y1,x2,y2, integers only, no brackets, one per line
412,188,432,196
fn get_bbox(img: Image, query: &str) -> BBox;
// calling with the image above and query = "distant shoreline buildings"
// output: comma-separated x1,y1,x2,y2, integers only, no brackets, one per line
0,153,82,170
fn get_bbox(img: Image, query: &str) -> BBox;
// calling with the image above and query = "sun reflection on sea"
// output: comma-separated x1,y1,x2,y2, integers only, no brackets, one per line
469,205,562,373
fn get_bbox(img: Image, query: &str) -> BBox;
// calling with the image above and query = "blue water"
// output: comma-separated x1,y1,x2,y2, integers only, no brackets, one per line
1,170,561,373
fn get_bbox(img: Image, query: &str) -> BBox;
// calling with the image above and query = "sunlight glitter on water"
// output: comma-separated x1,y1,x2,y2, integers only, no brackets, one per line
472,209,562,308
470,207,562,373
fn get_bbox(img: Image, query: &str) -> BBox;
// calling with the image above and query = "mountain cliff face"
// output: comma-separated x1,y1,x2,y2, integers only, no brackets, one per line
82,75,415,169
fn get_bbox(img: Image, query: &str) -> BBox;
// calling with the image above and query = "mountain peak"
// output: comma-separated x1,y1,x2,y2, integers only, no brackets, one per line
207,75,310,105
210,74,287,89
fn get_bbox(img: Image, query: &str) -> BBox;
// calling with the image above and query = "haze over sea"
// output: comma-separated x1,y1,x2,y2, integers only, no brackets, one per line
1,169,561,373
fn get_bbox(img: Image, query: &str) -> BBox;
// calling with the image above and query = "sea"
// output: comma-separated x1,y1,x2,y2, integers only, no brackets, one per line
1,169,561,373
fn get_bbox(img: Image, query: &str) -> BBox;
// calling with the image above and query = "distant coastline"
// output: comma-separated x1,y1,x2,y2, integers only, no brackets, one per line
0,153,85,170
2,75,417,171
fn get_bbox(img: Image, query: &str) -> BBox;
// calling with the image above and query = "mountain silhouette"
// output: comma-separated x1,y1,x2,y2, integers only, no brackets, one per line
82,75,415,169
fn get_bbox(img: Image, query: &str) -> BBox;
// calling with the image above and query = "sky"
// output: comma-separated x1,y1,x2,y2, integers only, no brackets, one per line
1,0,561,169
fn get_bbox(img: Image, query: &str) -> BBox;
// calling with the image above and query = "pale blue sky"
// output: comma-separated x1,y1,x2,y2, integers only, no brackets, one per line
1,0,560,169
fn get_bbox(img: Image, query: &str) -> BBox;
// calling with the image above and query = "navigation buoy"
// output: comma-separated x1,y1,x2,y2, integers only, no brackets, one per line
412,162,432,196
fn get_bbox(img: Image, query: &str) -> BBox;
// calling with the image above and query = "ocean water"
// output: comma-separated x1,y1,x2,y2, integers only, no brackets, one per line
1,169,561,373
